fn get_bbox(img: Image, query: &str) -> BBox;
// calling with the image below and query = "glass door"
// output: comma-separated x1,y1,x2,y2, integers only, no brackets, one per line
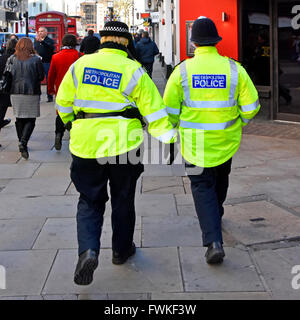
276,0,300,121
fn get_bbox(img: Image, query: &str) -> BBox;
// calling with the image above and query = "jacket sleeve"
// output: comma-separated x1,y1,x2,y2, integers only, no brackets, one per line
237,65,261,126
153,42,159,56
36,58,45,82
47,58,56,94
41,37,55,53
130,69,177,143
163,65,183,127
55,64,76,124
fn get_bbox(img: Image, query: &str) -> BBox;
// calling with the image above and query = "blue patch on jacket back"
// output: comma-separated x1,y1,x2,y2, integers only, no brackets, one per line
192,75,227,89
82,68,122,89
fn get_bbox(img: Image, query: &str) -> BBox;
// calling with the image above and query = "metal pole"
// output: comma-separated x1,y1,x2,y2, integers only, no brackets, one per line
25,11,28,36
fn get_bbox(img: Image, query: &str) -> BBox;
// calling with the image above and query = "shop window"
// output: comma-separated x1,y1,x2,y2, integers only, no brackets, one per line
241,0,270,86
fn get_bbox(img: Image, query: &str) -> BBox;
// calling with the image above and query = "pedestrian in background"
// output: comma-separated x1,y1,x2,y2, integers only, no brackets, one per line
8,38,45,159
135,31,159,78
34,27,55,102
48,34,83,151
164,17,260,264
80,30,100,54
0,38,18,135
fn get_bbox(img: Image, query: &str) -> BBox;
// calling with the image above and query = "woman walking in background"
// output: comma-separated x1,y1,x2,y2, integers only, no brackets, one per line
48,34,82,150
7,37,45,159
0,38,18,146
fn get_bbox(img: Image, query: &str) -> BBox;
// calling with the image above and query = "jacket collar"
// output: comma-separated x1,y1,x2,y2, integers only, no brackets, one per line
99,48,128,58
194,46,219,56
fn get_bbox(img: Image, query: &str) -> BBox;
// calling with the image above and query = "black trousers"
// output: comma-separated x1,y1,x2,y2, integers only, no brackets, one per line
71,153,144,256
15,118,36,145
188,158,232,247
142,62,154,78
55,115,65,135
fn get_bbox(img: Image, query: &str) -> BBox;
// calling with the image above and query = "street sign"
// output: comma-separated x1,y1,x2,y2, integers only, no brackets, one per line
150,12,159,23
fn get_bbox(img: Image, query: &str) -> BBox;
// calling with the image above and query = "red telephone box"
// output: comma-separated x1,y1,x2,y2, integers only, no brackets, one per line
67,17,77,36
36,11,68,53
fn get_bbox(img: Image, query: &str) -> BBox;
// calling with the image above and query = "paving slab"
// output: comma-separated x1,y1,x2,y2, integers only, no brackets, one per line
142,165,174,176
0,163,40,179
42,294,78,300
0,250,57,297
25,149,71,163
33,217,141,250
0,296,26,300
0,151,21,164
142,176,185,194
32,162,71,178
177,205,197,217
180,247,264,292
222,201,300,245
253,247,300,299
142,216,202,247
255,178,300,208
1,177,71,197
42,248,183,294
175,194,194,206
135,194,177,217
0,218,45,250
78,294,107,300
151,292,271,300
0,195,77,219
107,293,150,300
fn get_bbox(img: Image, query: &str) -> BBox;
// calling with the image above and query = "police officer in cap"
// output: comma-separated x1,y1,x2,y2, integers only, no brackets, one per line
164,17,260,264
56,21,176,285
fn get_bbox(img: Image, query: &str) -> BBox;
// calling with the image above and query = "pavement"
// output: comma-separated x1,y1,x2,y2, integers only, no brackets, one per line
0,59,300,300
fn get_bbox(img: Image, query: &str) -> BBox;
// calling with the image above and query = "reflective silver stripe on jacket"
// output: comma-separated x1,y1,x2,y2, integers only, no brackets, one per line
144,108,168,123
240,99,260,112
71,66,145,114
179,59,238,108
179,117,239,130
70,63,78,89
241,117,251,124
56,103,73,114
123,67,145,96
74,99,130,111
166,106,181,115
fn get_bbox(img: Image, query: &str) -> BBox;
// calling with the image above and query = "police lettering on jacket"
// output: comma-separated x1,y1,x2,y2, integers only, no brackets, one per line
83,68,122,89
192,74,227,89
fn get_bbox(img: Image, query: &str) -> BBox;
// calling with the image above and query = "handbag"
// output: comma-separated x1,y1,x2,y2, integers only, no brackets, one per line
0,57,13,94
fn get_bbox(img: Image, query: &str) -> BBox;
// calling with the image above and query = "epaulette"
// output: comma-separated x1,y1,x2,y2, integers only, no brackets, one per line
227,57,241,65
174,60,185,69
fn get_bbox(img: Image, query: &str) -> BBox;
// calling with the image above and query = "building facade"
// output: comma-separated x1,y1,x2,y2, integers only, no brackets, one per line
153,0,300,123
0,0,28,33
80,1,97,32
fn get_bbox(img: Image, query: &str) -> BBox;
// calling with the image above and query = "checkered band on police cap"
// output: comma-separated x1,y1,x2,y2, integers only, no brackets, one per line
100,21,132,40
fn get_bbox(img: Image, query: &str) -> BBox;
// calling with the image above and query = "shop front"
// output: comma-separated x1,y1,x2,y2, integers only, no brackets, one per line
179,0,300,122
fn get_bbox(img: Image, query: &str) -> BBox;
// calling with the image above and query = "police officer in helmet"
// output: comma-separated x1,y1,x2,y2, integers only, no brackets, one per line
164,17,260,264
56,21,176,285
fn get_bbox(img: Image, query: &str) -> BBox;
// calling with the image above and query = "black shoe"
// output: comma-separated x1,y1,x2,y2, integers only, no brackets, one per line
54,133,63,150
205,242,225,264
112,243,136,265
19,143,29,160
47,96,53,103
0,118,11,129
74,249,99,286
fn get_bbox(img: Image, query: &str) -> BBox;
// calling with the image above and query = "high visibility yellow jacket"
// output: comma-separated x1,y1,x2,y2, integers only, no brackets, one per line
163,46,260,168
56,48,176,159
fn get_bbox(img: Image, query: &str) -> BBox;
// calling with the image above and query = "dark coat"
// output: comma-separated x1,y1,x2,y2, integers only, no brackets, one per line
135,37,159,64
9,55,45,95
79,36,100,54
0,52,13,107
34,36,55,63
